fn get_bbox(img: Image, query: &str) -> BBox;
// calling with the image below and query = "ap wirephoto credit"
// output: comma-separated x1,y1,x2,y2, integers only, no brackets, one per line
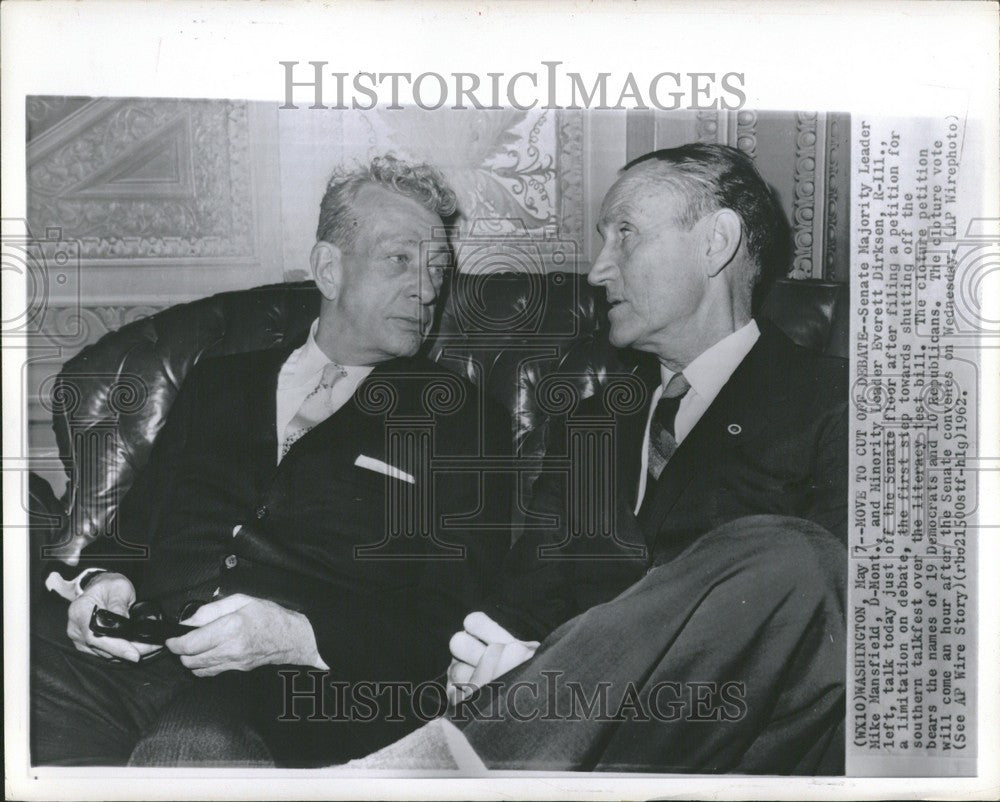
3,2,997,801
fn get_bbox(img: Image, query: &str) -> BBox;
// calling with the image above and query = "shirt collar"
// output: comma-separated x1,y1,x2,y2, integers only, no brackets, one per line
279,319,371,389
659,320,760,400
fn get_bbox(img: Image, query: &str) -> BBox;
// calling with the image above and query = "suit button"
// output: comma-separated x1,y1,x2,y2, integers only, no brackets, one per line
223,554,238,569
255,505,268,520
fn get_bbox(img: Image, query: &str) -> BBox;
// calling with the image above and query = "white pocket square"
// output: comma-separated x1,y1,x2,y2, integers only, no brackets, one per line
354,455,416,484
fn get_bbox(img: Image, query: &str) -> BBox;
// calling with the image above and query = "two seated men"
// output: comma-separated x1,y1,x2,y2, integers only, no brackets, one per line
32,144,847,773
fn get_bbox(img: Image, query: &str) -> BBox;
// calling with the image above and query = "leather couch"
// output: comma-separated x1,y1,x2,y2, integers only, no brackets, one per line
30,273,848,580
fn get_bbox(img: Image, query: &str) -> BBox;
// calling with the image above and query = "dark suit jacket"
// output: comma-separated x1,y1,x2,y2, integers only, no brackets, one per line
105,342,512,688
489,320,849,641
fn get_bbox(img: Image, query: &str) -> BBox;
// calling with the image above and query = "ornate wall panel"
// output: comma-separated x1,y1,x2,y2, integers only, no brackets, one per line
373,108,585,278
822,113,851,282
27,98,268,263
25,96,285,496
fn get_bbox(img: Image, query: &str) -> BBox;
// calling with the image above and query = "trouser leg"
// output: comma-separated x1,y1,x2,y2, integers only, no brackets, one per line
128,677,274,767
30,594,194,766
236,667,433,767
453,514,847,774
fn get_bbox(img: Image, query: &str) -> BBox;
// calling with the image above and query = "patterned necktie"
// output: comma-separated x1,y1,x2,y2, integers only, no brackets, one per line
646,372,691,482
280,362,347,460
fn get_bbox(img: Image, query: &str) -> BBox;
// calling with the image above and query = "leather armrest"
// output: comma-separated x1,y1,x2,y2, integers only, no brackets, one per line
28,472,69,601
28,472,66,538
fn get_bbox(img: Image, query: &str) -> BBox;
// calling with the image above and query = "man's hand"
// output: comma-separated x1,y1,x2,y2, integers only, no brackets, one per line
165,594,329,677
447,611,539,704
66,572,161,663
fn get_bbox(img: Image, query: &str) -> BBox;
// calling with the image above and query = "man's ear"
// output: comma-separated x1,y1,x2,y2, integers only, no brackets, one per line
703,208,743,277
311,241,344,301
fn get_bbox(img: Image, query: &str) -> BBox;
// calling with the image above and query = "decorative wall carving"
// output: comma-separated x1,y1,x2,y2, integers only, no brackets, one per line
790,112,822,279
696,110,720,144
824,113,850,281
734,110,758,158
322,107,588,273
27,98,256,261
373,108,566,234
556,111,585,242
695,109,757,158
26,97,94,139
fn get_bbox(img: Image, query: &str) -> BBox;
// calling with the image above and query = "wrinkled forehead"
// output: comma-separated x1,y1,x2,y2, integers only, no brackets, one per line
353,184,443,243
599,163,686,224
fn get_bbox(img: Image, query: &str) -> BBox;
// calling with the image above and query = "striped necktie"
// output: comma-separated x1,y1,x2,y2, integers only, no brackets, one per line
646,372,691,482
280,362,347,460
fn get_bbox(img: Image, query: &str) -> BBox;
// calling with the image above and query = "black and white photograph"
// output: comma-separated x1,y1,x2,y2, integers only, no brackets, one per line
3,2,997,799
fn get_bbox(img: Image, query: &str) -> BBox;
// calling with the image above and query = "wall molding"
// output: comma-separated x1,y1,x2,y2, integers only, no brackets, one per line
734,110,758,158
824,113,849,281
789,111,828,279
696,110,720,144
694,110,758,158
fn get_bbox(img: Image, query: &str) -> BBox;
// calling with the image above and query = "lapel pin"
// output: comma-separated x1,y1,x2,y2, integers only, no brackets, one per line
727,423,742,435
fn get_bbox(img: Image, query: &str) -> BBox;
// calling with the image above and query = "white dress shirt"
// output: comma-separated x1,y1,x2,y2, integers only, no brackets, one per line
634,320,761,514
275,319,373,462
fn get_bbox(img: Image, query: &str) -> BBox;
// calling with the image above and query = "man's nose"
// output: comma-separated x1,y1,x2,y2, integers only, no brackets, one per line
587,242,616,287
414,265,440,305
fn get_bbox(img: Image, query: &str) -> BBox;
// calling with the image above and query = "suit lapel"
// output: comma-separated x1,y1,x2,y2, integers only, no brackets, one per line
244,339,306,488
637,322,793,544
610,354,662,515
617,399,653,514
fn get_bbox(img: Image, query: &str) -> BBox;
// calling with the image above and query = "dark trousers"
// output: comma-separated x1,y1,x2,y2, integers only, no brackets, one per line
453,515,847,774
29,595,273,766
30,595,430,767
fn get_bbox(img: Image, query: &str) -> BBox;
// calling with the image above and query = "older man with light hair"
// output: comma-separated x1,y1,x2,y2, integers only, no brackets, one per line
33,155,511,768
